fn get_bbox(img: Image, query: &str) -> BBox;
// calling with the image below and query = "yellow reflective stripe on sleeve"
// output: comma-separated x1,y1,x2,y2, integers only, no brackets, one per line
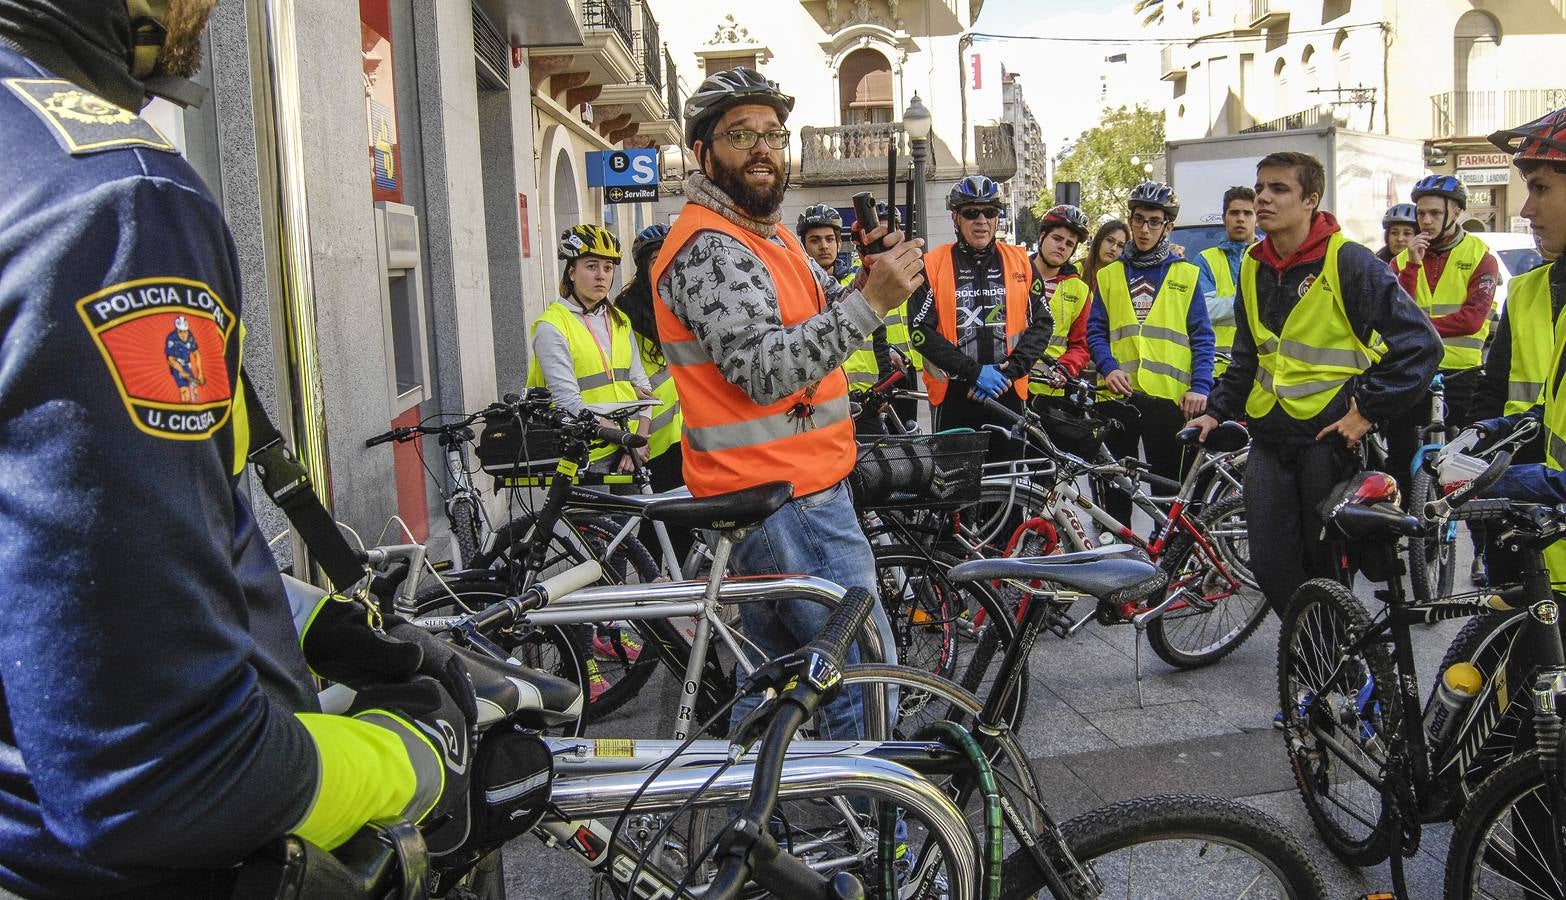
292,712,438,850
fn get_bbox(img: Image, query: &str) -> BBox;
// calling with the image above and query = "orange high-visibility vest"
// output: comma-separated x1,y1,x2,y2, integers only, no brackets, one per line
652,204,855,498
920,242,1032,404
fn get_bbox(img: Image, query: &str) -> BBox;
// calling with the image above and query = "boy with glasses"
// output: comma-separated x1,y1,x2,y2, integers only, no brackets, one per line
911,175,1052,458
1086,181,1215,525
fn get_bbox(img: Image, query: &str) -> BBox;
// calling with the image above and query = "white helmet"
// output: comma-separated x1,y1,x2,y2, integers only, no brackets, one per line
174,315,189,331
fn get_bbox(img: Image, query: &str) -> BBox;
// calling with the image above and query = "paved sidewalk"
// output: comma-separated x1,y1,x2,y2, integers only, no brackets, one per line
503,547,1485,898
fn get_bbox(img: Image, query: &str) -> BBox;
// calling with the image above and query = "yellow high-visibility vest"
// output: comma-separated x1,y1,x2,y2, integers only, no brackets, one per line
1201,245,1239,377
1500,264,1555,415
1098,259,1202,404
1030,275,1090,398
1395,233,1491,371
636,334,683,459
526,302,638,463
1241,233,1381,422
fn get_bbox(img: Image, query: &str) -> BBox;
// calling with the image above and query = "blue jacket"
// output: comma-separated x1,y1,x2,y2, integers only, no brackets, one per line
1087,252,1217,395
0,45,320,896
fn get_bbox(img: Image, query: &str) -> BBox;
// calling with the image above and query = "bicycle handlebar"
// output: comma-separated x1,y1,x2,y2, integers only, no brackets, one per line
705,586,878,900
461,560,603,634
1424,449,1512,520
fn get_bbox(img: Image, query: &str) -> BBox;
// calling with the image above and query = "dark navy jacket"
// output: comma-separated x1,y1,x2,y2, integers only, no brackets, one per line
0,45,319,896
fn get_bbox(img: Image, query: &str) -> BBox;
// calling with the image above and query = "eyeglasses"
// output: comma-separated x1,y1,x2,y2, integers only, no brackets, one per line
723,128,791,150
1103,237,1127,251
1130,214,1167,230
959,207,1001,221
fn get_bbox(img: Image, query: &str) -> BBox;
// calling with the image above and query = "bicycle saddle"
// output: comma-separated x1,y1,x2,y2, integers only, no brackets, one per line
947,547,1168,605
1176,420,1249,452
453,643,583,730
1332,501,1422,541
569,483,691,517
644,481,794,532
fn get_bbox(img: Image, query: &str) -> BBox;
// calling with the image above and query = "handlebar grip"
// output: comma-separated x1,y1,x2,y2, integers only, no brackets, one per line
867,367,907,395
595,425,648,449
466,560,603,633
978,396,1023,424
797,586,876,676
365,430,399,448
1445,498,1514,524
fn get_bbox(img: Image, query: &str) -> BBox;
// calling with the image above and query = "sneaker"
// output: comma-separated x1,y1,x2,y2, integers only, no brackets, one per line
586,659,611,703
593,628,642,663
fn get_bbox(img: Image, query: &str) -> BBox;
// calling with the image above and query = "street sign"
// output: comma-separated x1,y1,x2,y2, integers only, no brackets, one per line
606,185,658,204
1456,152,1509,169
1456,168,1511,187
585,149,659,189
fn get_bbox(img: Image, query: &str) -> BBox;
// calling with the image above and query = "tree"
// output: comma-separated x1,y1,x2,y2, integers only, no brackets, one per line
1037,105,1165,230
1132,0,1164,27
1012,205,1041,247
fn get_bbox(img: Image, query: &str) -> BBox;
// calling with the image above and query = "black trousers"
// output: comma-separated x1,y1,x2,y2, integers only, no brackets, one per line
1099,393,1190,526
644,444,694,563
1385,366,1480,500
1245,440,1360,616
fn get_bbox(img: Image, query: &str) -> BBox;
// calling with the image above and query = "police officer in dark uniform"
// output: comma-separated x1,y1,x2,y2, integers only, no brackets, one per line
0,4,476,896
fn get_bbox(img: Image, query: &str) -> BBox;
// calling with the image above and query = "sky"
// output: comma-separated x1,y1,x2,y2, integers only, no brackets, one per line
971,0,1166,162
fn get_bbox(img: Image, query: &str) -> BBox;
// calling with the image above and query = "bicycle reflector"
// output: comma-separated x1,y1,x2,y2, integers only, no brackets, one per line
1349,471,1401,507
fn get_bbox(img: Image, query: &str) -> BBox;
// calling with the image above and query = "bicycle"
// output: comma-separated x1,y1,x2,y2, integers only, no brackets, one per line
366,409,495,567
1277,451,1566,899
1405,373,1461,603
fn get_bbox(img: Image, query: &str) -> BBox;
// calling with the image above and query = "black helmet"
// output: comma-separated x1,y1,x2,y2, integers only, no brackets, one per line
796,203,843,237
1382,203,1418,230
1040,204,1090,242
1411,174,1468,210
1128,181,1179,221
632,224,670,264
683,67,795,150
947,175,1002,210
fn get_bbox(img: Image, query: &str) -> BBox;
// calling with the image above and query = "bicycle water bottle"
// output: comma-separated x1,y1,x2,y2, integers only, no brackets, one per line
1423,661,1482,752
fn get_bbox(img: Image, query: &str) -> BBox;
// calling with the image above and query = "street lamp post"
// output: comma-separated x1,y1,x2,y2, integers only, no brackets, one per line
903,93,933,242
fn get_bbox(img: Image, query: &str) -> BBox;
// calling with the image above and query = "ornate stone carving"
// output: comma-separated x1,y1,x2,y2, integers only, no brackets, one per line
705,14,758,46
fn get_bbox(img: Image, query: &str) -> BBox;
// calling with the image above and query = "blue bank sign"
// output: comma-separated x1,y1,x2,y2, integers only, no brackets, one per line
586,149,659,203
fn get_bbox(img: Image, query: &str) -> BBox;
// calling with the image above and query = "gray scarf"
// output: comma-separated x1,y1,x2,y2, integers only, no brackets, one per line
685,172,780,239
1123,234,1174,269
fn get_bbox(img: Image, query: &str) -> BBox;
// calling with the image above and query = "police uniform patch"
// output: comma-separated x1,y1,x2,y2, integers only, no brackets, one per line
75,277,236,440
3,78,175,155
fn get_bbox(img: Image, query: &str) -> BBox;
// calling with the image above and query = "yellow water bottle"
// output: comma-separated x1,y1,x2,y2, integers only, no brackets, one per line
1423,661,1482,752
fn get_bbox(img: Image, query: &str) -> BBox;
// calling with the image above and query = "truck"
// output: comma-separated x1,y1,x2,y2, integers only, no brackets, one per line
1164,126,1427,257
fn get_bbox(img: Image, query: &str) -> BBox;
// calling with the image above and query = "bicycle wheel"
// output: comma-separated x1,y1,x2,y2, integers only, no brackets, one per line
1000,794,1327,899
474,512,666,723
408,574,587,738
1145,496,1268,669
1438,610,1532,802
1408,467,1458,605
954,479,1056,556
1277,578,1396,866
447,494,484,569
873,545,1025,729
1444,752,1566,900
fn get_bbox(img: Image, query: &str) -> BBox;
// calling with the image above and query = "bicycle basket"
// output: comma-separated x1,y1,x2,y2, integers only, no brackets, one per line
475,417,563,481
848,429,990,509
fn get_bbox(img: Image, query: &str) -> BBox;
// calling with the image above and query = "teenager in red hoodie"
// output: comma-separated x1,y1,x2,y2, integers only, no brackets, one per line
1190,152,1440,620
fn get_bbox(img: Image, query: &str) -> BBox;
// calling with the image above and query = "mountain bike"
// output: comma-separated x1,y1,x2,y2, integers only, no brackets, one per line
1277,451,1566,899
366,410,496,567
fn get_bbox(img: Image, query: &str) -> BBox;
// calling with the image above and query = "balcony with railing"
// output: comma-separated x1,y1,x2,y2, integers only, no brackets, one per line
1240,104,1334,134
1160,44,1185,81
635,5,661,93
527,0,638,102
1430,89,1566,140
581,0,633,51
1249,0,1288,27
798,121,1015,185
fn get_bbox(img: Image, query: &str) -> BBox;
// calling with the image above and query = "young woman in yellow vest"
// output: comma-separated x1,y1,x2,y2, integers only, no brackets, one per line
1193,186,1259,379
1085,181,1216,526
1026,204,1103,461
526,224,652,476
1190,151,1441,624
1459,106,1566,586
911,175,1053,462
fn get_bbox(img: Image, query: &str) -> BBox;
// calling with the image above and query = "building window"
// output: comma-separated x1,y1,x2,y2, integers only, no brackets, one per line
838,47,893,126
1301,44,1317,92
1333,29,1351,85
1455,10,1502,134
702,52,758,74
1274,58,1288,115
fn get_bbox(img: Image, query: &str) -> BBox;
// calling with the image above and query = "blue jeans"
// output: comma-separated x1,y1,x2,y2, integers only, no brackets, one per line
727,480,897,740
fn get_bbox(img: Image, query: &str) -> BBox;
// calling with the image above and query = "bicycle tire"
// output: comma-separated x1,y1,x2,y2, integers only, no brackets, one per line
1277,578,1397,866
957,480,1058,556
1437,609,1532,802
1408,467,1458,606
1443,751,1566,899
471,512,666,724
1000,794,1328,899
1145,495,1268,669
873,545,1026,730
447,494,483,569
407,573,588,738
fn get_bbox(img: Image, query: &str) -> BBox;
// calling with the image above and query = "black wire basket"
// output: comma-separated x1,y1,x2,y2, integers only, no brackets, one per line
848,429,991,510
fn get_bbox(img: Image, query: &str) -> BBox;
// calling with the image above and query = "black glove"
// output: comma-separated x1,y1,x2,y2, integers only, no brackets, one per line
348,673,474,849
385,618,479,726
299,594,422,688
